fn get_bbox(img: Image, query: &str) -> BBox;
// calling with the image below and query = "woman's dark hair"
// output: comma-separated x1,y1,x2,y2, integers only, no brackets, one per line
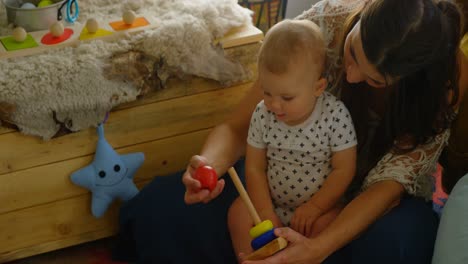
340,0,464,181
455,0,467,34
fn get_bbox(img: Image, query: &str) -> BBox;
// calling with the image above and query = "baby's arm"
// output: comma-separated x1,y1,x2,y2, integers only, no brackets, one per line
245,144,282,226
245,103,282,226
310,146,356,212
291,98,357,237
290,147,356,237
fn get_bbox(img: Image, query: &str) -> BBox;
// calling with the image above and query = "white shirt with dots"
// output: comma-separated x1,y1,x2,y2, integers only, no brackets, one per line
247,92,357,225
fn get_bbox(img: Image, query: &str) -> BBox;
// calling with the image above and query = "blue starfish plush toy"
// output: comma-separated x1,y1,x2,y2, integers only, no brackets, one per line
71,124,144,218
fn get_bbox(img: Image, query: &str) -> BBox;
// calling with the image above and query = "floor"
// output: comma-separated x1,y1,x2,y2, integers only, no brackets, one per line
7,238,124,264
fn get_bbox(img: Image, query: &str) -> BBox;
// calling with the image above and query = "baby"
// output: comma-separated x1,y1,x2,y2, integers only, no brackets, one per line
228,19,357,256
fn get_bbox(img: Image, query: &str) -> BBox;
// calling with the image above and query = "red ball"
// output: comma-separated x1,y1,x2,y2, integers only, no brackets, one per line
194,165,218,191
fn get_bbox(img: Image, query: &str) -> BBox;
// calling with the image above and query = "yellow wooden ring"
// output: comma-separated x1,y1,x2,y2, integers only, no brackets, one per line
249,220,273,239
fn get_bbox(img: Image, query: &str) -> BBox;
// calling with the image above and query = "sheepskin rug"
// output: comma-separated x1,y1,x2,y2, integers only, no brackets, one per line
0,0,253,139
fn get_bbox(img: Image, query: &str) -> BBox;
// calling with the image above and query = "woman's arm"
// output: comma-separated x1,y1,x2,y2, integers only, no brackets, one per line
243,180,404,264
315,180,404,257
246,144,278,222
201,80,263,173
183,80,263,204
316,130,445,258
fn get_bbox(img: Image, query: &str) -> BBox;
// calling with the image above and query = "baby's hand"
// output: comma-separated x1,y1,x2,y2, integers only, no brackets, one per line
182,155,225,204
290,201,322,237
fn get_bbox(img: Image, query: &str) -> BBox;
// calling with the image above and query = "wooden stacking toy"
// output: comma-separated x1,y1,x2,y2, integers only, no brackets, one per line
227,167,288,260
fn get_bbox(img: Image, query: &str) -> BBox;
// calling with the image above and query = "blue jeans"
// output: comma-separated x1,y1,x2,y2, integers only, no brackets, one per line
113,161,439,264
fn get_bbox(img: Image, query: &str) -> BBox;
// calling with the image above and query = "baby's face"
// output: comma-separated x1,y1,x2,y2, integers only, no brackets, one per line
259,62,324,126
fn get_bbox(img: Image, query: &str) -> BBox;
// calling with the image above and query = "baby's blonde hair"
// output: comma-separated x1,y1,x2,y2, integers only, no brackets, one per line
258,19,326,76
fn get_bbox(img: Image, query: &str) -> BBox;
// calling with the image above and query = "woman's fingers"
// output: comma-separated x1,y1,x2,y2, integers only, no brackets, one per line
182,155,210,204
185,188,210,204
202,178,225,203
183,155,226,204
189,155,208,171
242,228,307,264
275,227,304,243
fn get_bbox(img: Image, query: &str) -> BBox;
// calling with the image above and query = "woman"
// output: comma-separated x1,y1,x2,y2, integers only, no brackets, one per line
182,0,467,263
113,0,467,263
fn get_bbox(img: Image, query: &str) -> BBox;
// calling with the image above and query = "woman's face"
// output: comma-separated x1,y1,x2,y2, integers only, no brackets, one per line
343,21,388,88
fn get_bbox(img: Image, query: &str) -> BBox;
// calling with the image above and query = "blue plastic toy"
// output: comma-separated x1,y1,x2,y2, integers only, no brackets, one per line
251,229,277,250
70,124,144,218
57,0,79,23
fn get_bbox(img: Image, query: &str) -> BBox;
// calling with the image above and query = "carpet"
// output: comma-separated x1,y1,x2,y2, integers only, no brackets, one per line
0,0,253,139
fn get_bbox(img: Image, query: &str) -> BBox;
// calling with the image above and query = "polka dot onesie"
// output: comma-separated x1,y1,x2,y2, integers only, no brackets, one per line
247,92,357,225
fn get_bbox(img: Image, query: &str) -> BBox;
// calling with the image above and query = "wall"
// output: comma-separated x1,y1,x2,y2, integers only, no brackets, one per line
285,0,320,19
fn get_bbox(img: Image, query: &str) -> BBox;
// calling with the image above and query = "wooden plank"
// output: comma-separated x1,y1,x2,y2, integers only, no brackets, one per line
0,178,153,263
0,227,116,263
0,129,210,214
0,195,118,254
0,127,14,135
0,83,251,175
0,194,120,261
218,24,264,49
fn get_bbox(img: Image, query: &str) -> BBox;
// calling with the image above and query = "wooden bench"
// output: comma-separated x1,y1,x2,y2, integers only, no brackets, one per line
0,24,263,262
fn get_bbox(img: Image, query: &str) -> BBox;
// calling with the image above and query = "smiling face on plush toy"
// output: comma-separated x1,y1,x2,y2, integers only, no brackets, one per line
94,159,128,186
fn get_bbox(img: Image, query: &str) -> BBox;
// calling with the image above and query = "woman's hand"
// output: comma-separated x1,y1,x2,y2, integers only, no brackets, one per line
290,202,322,237
182,155,225,204
242,227,328,264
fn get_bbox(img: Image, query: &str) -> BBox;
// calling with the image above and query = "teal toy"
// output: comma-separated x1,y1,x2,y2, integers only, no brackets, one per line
71,124,144,218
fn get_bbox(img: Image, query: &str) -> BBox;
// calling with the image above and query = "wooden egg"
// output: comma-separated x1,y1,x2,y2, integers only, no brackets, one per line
12,27,27,42
20,3,36,9
50,21,64,37
37,0,54,7
86,18,99,34
123,10,136,25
